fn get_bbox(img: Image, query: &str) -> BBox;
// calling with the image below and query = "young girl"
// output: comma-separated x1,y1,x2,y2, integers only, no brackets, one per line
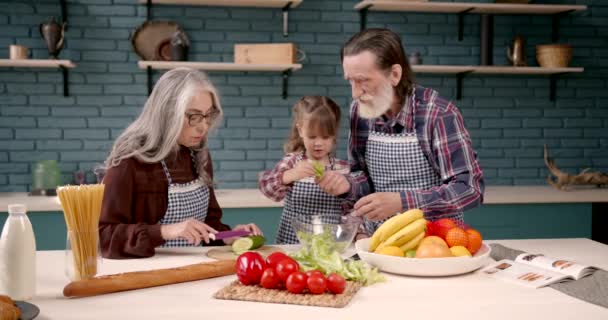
99,68,261,259
258,96,350,244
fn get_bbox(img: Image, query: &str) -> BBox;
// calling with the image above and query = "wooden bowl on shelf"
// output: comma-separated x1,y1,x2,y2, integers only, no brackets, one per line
536,44,573,68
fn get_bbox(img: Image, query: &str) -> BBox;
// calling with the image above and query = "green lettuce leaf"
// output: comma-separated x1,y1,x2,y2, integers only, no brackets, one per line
290,228,385,286
312,161,325,178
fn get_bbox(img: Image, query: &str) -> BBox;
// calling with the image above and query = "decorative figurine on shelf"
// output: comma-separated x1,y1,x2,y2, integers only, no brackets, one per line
544,145,608,190
507,35,527,66
39,17,66,59
170,27,190,61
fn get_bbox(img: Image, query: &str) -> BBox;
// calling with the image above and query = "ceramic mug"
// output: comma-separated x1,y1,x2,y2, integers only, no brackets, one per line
9,45,29,59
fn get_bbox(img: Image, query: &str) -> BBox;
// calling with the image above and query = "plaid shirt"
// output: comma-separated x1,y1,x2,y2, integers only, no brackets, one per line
259,152,350,202
343,86,484,218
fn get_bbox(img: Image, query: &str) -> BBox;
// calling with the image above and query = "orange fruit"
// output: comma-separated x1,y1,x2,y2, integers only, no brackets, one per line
466,228,483,254
432,218,457,240
445,227,469,248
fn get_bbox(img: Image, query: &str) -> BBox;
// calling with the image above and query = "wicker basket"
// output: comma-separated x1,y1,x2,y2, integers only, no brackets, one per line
536,44,573,68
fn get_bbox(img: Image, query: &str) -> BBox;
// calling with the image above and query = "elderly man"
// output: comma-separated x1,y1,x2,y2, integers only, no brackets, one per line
317,28,484,235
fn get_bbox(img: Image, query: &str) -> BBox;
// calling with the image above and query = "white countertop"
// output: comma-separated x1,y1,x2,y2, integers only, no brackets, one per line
22,238,608,319
1,186,607,212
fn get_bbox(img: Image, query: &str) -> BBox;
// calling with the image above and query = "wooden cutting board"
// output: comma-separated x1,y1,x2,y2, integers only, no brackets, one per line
207,245,284,261
214,280,362,308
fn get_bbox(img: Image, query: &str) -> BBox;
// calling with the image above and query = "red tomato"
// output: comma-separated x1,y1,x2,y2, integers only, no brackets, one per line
326,273,346,294
275,258,299,283
260,268,280,289
235,252,266,286
432,218,457,240
305,270,325,278
306,274,327,294
286,271,307,294
265,252,289,270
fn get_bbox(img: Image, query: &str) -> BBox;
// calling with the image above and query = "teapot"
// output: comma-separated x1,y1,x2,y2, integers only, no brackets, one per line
507,35,527,66
39,17,66,59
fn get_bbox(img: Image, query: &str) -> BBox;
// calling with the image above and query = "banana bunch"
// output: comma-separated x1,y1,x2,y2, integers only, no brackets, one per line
369,209,427,253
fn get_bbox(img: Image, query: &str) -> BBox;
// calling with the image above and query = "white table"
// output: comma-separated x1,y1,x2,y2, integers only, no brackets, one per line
28,238,608,319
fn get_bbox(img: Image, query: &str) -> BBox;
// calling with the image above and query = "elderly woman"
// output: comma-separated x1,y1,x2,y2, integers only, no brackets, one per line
99,67,261,259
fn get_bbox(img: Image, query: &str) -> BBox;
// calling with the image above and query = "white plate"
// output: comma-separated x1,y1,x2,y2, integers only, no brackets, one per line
355,238,492,276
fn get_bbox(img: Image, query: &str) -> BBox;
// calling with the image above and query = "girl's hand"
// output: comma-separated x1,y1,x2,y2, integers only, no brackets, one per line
283,160,315,184
316,171,350,196
223,223,264,245
160,219,218,245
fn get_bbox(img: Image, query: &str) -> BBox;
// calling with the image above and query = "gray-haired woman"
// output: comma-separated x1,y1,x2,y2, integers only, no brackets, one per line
99,67,262,259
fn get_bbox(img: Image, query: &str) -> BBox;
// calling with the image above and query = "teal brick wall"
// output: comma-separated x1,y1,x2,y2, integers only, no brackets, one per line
0,0,607,191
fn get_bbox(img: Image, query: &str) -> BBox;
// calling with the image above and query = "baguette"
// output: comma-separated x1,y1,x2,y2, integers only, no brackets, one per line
63,259,236,298
0,295,20,320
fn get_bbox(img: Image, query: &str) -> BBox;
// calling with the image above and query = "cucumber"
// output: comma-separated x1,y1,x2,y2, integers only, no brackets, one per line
232,235,266,254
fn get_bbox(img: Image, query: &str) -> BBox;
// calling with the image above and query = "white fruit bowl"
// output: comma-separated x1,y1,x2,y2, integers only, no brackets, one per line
355,238,492,277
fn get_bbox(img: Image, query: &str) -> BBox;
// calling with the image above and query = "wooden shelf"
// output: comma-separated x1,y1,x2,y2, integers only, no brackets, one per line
139,0,302,8
411,65,583,100
139,61,302,98
355,1,586,15
0,59,75,96
138,60,301,72
472,66,584,75
141,0,301,36
355,1,587,47
412,65,473,74
412,65,584,75
0,59,75,68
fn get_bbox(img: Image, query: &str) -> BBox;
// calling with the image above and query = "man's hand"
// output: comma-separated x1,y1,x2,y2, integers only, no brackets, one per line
352,192,402,221
160,219,218,245
223,223,264,245
316,171,350,196
282,161,315,184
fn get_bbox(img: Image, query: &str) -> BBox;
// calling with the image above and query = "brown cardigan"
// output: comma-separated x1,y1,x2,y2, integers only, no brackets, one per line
99,146,230,259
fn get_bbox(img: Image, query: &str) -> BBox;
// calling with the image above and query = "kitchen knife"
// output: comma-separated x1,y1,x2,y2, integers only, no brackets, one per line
209,230,251,241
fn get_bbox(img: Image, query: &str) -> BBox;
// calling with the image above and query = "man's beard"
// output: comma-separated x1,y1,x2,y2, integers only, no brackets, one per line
357,80,394,119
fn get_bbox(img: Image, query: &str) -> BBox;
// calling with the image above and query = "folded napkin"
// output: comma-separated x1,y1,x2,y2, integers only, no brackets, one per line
490,243,608,309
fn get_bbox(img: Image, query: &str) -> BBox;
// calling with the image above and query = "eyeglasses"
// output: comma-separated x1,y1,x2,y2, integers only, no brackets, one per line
186,108,220,126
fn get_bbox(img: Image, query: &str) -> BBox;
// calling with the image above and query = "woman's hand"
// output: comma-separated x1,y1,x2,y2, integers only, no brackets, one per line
160,218,218,245
282,160,315,184
223,223,264,245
